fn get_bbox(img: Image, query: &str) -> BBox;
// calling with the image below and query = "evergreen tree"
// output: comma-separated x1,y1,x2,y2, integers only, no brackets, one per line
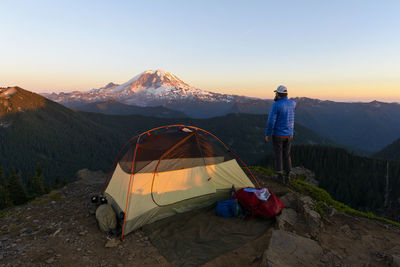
7,168,27,205
53,175,65,189
28,164,47,198
0,167,11,209
0,166,4,187
0,184,10,209
62,177,67,187
285,144,400,214
25,172,33,199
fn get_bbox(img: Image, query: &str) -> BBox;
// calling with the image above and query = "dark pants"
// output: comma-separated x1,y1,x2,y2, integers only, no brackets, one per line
272,136,292,175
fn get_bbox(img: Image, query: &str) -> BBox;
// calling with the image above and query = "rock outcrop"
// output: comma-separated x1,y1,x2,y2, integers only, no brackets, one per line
290,166,319,186
262,230,324,267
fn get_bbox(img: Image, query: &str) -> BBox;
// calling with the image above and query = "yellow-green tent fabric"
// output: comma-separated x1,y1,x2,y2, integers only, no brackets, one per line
103,125,257,237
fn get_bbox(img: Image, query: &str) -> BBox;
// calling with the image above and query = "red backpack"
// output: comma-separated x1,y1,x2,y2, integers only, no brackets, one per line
232,187,285,219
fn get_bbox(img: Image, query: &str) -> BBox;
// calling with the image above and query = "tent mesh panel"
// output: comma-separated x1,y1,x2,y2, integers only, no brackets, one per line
119,128,234,174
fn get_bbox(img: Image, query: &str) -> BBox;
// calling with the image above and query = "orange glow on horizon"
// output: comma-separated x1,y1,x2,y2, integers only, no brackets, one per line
206,82,400,103
2,70,399,103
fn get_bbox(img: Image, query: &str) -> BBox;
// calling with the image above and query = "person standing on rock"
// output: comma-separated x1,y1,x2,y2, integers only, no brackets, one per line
265,85,296,183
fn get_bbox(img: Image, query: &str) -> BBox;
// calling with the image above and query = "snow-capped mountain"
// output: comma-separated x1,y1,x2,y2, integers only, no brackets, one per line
44,70,238,107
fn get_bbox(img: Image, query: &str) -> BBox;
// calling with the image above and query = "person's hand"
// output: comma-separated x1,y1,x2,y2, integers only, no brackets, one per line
265,136,270,142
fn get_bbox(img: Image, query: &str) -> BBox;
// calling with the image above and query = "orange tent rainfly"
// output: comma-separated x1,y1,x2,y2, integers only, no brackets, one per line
101,125,259,239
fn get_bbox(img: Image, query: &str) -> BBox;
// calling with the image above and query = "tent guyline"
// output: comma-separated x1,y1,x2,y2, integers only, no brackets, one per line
101,125,260,239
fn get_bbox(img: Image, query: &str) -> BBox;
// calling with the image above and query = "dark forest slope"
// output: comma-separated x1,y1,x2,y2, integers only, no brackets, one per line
261,145,400,222
374,137,400,161
0,90,121,183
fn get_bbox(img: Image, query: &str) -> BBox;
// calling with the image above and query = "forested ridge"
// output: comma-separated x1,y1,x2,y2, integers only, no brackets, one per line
375,137,400,161
261,145,400,221
0,102,121,182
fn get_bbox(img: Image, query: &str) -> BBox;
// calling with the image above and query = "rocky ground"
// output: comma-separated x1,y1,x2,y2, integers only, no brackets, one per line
0,170,168,267
1,168,400,267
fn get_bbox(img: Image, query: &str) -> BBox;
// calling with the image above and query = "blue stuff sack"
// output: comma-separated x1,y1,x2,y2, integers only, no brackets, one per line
216,199,242,217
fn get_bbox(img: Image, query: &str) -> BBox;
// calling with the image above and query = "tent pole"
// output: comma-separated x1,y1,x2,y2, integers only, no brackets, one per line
192,128,261,188
101,135,139,194
121,134,141,240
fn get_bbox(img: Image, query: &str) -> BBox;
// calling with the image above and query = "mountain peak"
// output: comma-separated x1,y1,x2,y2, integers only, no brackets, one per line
43,70,237,107
143,69,168,76
129,69,190,91
103,82,118,89
0,87,47,115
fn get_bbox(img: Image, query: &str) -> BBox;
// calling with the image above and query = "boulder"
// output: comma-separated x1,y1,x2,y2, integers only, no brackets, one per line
306,210,322,235
276,208,297,230
291,167,318,186
262,230,324,267
393,254,400,267
339,224,351,235
298,196,321,238
280,192,298,210
96,204,117,232
105,238,120,248
75,169,106,185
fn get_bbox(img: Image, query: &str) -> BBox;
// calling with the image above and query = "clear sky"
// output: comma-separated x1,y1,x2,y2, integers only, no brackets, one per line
1,0,399,102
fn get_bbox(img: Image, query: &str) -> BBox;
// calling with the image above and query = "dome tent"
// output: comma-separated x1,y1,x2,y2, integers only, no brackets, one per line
101,125,259,239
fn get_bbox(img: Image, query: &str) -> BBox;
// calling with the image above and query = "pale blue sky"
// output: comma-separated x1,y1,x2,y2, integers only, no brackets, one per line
1,0,400,101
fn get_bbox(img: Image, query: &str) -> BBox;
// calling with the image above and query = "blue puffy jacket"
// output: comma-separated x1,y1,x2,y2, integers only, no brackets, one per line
265,97,296,137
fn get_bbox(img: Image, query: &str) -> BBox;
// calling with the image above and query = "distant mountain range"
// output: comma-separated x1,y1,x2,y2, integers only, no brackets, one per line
43,70,241,111
226,96,400,153
75,100,187,118
293,98,400,153
42,70,258,118
41,70,400,153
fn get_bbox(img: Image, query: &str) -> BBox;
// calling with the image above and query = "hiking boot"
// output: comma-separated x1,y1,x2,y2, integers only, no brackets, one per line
282,171,292,184
272,172,284,183
272,175,280,181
